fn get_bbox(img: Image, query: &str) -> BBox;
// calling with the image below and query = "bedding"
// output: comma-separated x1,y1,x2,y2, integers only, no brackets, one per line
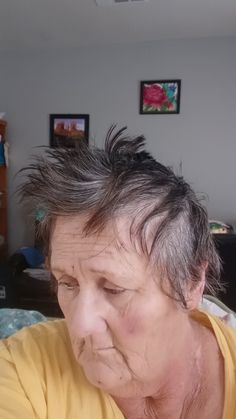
200,295,236,329
0,308,47,338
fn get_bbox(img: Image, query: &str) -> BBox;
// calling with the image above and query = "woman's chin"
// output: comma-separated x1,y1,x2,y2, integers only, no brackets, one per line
81,358,132,392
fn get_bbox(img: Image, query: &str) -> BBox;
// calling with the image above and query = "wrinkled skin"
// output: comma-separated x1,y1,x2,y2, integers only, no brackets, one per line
50,215,223,418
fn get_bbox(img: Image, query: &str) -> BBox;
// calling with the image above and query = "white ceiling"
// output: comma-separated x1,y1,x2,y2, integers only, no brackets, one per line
0,0,236,51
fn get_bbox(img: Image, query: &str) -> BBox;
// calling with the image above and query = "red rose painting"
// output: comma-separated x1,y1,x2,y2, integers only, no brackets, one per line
140,80,181,114
143,84,167,108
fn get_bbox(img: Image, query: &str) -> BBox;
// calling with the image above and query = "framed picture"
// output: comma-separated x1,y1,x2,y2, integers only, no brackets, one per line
140,80,181,114
50,114,89,147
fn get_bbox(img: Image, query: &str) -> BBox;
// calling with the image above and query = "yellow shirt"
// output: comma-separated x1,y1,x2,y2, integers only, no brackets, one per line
0,311,236,419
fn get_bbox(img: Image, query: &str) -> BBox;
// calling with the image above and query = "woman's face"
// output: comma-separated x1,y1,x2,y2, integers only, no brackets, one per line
50,214,191,396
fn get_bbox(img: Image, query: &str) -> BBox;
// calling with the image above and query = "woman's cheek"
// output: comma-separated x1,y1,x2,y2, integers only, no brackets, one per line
114,296,146,337
122,312,144,336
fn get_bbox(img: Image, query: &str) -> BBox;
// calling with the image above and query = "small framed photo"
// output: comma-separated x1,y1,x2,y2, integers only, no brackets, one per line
50,114,89,147
140,80,181,114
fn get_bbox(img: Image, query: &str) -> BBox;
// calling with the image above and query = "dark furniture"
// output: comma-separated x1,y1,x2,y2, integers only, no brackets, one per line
6,248,63,318
214,234,236,312
13,271,63,318
0,263,16,308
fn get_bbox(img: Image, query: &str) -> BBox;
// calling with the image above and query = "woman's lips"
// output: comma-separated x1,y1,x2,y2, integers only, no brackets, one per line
93,346,115,352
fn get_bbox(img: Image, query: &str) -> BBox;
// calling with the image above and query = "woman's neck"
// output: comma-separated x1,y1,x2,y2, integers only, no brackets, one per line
113,320,224,419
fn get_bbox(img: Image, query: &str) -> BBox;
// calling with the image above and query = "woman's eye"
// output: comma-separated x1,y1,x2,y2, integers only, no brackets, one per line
104,287,126,295
59,282,79,291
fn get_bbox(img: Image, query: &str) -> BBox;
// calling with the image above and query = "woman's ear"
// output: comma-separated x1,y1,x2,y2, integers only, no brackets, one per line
186,263,207,310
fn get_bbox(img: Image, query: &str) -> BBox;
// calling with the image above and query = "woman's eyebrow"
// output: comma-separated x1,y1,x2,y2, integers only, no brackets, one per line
89,267,116,276
88,266,126,279
88,267,132,284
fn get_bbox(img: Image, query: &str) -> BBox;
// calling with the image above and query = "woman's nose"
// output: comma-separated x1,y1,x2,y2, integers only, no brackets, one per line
70,290,108,338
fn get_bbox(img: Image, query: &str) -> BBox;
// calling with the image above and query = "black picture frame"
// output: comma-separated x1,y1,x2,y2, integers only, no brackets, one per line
140,79,181,114
50,114,89,147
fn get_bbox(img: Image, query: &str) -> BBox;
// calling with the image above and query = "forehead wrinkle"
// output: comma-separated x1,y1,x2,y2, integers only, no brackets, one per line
51,233,121,271
53,229,117,247
52,216,141,268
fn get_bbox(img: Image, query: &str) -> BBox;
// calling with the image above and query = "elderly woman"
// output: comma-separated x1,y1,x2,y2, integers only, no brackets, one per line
1,127,236,419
